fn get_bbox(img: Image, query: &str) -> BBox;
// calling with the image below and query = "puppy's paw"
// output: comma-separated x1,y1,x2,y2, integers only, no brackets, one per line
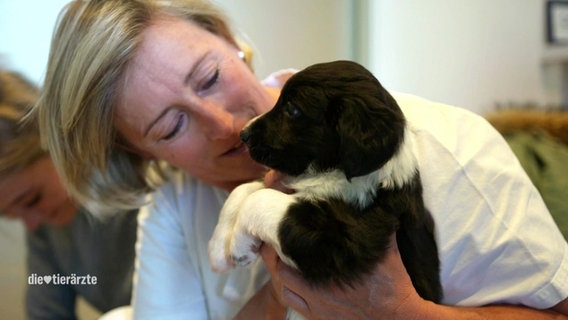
229,232,262,267
208,235,233,273
208,181,264,273
208,210,235,273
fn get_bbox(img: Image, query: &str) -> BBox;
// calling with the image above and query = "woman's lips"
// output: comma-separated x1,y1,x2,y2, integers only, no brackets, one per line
222,141,247,157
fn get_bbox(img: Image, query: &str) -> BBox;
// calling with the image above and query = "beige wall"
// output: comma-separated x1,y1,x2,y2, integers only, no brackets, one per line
368,0,564,114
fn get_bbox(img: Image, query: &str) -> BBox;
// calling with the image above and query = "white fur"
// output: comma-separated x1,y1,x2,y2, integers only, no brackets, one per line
208,181,264,272
208,182,298,272
286,125,419,208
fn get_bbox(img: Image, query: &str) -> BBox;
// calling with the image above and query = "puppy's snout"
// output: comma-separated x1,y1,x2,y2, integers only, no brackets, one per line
240,128,251,144
241,115,262,144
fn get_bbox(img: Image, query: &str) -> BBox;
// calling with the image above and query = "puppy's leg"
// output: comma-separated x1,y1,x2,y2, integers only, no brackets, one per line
230,188,298,268
208,181,264,272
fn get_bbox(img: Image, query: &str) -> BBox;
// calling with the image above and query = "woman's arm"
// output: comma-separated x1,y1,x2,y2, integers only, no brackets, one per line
260,235,568,320
132,204,209,319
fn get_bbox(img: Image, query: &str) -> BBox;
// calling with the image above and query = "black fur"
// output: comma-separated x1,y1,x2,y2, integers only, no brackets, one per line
241,60,442,302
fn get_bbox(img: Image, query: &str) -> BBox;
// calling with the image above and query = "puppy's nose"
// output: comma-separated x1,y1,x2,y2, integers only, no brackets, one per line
240,128,251,144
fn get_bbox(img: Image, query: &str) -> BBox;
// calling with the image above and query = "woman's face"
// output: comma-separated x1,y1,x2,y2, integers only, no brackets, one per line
0,157,77,230
115,16,278,190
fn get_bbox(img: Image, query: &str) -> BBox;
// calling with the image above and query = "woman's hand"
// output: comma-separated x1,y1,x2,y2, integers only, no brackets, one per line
260,234,432,320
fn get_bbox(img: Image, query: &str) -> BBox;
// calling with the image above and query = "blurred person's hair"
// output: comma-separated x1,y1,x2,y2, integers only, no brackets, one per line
0,70,44,178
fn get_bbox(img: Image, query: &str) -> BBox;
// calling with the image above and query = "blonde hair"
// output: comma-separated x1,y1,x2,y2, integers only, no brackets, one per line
34,0,245,214
0,70,45,177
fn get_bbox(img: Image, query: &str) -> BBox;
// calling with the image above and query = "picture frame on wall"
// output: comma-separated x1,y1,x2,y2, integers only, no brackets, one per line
547,0,568,44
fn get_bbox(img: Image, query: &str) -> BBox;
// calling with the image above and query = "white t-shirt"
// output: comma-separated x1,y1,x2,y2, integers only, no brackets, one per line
132,73,568,319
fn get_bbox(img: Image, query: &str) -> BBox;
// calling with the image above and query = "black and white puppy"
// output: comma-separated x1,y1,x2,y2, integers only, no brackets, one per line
209,60,442,302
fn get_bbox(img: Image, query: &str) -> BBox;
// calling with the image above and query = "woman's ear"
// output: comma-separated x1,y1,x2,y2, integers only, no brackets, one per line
236,39,254,71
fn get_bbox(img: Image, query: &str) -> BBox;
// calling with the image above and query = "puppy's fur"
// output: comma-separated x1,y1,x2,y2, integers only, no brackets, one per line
209,60,442,302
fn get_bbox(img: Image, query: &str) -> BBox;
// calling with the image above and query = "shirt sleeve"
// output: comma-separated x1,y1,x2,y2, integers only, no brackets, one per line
395,92,568,308
131,187,208,320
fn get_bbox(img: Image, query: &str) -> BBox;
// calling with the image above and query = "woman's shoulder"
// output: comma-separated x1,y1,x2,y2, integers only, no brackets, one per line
392,92,505,164
151,170,223,203
392,92,490,131
143,170,227,226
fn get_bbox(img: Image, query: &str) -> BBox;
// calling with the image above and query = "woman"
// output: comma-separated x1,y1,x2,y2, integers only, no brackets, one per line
0,69,137,319
33,0,568,319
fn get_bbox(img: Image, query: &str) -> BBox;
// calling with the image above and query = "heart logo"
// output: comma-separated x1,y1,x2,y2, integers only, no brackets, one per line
43,275,52,284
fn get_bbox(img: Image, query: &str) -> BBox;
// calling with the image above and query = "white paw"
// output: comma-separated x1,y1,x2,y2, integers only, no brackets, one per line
208,232,233,273
208,181,264,273
229,231,262,267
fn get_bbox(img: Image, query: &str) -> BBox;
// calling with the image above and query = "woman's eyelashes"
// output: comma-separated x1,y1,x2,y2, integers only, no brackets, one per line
14,188,41,209
161,113,186,141
24,193,42,209
200,68,219,92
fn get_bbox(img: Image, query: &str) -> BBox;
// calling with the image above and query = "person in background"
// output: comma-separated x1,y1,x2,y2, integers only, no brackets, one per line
0,69,137,320
32,0,568,319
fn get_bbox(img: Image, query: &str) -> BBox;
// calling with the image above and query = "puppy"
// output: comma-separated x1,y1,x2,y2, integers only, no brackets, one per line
209,60,442,303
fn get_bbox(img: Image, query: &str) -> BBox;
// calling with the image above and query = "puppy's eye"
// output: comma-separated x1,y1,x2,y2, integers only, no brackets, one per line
284,102,301,118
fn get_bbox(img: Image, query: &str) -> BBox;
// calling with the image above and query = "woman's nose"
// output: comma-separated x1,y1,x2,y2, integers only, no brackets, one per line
199,103,234,140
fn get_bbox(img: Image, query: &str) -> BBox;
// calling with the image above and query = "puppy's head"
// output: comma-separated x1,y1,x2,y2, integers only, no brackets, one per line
242,60,406,180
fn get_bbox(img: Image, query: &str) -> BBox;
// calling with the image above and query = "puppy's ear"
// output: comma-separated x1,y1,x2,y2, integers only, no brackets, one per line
336,95,405,180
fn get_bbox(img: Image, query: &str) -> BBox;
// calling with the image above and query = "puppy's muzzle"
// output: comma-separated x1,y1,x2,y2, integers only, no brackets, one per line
240,127,252,144
240,115,261,145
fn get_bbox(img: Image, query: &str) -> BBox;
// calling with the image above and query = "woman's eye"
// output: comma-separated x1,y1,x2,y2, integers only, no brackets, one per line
201,69,219,91
12,189,41,209
161,114,185,141
24,193,42,209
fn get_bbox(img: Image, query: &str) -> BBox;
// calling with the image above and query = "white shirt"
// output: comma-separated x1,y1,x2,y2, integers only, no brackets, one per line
132,73,568,319
132,173,269,320
396,92,568,307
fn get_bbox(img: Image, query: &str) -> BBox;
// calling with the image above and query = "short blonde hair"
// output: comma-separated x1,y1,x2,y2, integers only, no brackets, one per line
34,0,244,214
0,70,45,177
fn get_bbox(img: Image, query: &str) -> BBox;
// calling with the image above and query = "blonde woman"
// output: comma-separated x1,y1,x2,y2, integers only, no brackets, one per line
0,70,137,319
34,0,568,319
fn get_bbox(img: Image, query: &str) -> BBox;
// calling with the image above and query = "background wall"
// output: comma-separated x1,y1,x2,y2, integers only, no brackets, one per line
368,0,563,114
1,0,561,115
0,0,358,85
215,0,357,80
0,0,71,85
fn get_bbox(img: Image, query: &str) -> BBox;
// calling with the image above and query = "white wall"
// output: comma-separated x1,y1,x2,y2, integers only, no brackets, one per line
0,0,71,85
369,0,560,114
1,0,563,115
215,0,356,79
0,0,356,85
